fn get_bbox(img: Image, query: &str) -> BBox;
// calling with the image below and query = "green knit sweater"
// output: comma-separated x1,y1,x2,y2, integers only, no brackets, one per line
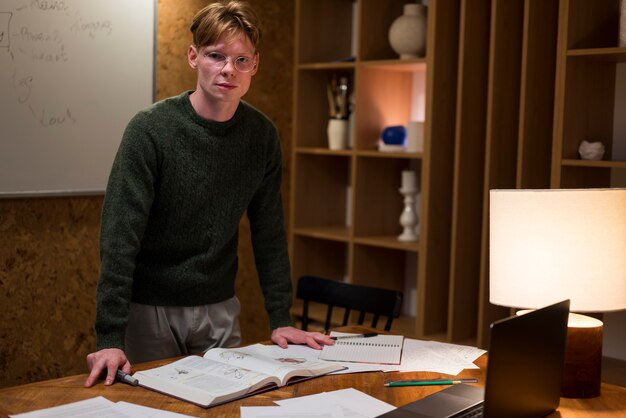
95,92,293,350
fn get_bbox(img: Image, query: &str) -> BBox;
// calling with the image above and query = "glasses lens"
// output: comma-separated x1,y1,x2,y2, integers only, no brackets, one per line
234,56,255,72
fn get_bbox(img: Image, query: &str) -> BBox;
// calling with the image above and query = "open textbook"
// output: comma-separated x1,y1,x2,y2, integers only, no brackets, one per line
133,344,344,408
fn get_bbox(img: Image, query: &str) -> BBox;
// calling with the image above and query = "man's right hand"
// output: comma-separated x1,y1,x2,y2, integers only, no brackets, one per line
84,348,130,387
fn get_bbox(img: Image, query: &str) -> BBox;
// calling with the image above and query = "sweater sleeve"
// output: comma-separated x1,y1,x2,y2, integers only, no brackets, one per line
247,128,294,331
94,113,158,350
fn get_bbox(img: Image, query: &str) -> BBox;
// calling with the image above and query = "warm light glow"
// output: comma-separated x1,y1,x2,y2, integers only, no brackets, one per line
518,310,603,328
489,189,626,312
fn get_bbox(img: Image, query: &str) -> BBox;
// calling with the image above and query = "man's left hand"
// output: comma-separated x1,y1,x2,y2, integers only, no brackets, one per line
271,326,334,349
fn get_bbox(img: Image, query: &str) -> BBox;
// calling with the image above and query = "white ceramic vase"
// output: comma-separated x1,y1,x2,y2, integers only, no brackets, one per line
327,119,349,150
388,4,427,60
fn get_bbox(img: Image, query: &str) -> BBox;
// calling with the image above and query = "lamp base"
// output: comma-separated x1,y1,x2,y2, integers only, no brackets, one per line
561,313,603,398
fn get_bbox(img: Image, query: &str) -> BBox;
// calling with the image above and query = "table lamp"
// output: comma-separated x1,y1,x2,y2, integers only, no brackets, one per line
489,188,626,398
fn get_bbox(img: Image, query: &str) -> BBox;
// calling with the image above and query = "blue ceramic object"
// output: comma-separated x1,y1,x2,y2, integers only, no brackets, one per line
382,125,407,145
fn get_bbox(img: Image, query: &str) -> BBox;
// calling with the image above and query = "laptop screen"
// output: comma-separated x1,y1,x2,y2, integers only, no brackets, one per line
483,299,570,418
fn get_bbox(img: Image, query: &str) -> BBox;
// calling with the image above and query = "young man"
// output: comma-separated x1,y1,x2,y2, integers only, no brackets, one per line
85,0,332,388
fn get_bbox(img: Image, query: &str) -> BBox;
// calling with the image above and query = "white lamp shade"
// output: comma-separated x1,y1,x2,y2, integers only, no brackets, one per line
489,189,626,312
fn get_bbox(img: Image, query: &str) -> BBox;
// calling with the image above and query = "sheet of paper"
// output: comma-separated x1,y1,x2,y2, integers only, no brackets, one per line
10,397,129,418
397,339,486,375
113,401,198,417
9,396,199,418
240,406,342,418
275,388,396,418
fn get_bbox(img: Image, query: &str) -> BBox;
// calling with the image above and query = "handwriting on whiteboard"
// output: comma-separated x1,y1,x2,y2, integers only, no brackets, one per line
1,1,113,129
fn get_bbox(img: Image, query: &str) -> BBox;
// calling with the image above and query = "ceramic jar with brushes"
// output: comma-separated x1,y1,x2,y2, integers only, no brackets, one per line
326,75,350,150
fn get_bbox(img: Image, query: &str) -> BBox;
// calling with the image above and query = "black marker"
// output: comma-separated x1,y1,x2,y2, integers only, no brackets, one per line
116,369,139,386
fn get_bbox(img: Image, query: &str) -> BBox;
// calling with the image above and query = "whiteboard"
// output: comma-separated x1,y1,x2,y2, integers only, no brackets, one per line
0,0,155,196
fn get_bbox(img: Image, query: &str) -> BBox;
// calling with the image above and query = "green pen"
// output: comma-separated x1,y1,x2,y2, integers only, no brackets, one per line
384,378,478,387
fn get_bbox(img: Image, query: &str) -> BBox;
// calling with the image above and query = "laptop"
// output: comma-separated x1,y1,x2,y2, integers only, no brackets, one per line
377,299,570,418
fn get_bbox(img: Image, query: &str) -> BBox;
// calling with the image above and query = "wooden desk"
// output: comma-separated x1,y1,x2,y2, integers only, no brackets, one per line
1,351,625,417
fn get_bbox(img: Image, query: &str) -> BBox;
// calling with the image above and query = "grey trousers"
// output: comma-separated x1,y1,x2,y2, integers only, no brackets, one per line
124,296,242,364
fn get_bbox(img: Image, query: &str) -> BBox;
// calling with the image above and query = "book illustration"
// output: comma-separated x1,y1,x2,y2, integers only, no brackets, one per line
219,350,248,361
275,357,307,364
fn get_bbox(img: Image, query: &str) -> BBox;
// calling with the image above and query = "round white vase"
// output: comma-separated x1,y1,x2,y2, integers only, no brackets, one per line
388,4,427,59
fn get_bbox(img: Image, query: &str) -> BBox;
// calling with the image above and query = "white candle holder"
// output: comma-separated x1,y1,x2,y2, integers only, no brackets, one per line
398,186,419,242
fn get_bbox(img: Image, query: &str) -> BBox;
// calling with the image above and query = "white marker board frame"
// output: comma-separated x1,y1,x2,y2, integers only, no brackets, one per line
0,0,156,197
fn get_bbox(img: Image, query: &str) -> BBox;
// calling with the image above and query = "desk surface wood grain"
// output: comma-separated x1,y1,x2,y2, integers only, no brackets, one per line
0,343,624,417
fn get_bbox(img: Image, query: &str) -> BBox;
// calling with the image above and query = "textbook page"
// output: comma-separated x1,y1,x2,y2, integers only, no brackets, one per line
204,344,344,384
134,355,275,407
319,333,404,364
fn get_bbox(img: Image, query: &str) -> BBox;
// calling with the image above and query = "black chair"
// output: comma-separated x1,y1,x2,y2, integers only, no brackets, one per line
296,275,403,332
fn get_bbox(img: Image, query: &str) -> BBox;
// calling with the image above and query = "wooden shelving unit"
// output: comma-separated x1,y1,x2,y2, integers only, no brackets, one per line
552,0,626,189
291,0,564,347
290,0,460,340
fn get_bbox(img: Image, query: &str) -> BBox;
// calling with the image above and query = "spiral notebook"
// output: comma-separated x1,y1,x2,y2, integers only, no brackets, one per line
320,333,404,365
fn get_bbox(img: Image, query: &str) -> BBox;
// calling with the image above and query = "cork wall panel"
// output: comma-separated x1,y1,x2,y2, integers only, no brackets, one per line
0,197,102,388
0,0,294,388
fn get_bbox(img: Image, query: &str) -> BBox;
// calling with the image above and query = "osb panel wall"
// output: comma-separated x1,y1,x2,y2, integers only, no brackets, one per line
0,0,293,389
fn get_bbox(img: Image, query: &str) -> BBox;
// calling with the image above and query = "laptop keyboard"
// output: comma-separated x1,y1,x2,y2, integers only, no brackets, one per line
457,404,484,418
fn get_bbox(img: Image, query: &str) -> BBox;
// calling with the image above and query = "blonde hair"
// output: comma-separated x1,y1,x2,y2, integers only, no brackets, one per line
190,1,262,50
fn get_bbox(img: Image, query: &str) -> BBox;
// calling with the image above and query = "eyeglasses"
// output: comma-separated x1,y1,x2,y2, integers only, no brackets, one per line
204,51,257,73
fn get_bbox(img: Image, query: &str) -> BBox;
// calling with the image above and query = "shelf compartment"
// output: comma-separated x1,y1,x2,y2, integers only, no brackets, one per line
292,154,351,229
296,0,355,64
352,244,408,292
355,65,423,150
294,68,355,149
352,156,420,238
559,59,616,160
563,0,619,50
290,236,349,285
558,165,612,189
359,0,417,61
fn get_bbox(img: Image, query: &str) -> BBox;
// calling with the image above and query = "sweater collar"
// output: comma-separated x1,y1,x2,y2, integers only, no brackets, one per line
182,91,244,133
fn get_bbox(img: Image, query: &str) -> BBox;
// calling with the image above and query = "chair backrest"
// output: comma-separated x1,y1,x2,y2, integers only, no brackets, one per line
296,275,403,332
